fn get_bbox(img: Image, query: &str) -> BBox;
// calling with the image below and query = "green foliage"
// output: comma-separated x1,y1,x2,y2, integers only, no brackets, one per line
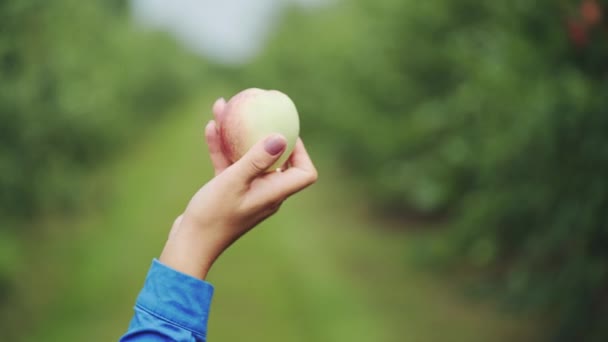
0,0,205,310
246,0,608,340
0,0,203,220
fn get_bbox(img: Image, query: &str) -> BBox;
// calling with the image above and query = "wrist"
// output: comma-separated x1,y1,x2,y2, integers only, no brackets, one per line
159,221,223,280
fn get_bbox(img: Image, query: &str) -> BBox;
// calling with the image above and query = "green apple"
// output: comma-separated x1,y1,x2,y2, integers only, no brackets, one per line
219,88,300,171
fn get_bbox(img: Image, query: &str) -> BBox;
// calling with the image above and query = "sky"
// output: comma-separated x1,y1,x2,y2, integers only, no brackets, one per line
130,0,328,65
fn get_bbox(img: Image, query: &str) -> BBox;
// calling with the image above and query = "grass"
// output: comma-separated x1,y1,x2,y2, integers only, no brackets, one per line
14,95,542,341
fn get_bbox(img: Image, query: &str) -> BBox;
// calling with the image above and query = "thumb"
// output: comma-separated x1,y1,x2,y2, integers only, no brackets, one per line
231,134,287,183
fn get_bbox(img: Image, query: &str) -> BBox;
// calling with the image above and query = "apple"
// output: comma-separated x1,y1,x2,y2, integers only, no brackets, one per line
219,88,300,171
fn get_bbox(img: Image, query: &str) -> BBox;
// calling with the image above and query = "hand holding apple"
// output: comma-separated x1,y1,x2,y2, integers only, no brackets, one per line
217,88,300,171
159,89,317,280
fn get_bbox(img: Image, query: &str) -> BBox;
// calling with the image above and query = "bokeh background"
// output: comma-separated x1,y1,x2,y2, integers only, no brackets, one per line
1,0,607,341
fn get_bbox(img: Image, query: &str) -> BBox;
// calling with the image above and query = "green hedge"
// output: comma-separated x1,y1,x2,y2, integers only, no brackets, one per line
246,0,608,340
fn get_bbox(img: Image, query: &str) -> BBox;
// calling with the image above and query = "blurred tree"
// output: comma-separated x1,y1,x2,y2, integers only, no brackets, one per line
247,0,608,340
0,0,203,219
0,0,205,312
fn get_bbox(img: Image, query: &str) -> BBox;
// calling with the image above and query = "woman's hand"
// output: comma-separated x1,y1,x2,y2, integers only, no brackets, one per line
159,98,318,280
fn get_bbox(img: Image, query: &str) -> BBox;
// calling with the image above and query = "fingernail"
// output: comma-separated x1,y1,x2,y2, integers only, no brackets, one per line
264,135,286,155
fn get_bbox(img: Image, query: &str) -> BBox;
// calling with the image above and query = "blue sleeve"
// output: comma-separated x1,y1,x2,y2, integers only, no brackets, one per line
120,259,214,342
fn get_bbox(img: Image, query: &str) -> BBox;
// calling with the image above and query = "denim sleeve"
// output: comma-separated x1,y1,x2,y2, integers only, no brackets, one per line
120,259,214,342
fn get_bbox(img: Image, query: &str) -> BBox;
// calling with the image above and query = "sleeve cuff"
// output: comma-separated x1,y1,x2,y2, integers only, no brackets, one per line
134,259,214,336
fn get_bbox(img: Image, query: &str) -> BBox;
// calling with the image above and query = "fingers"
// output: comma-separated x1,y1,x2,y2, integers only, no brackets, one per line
248,138,318,203
288,138,317,175
205,120,230,175
274,138,318,193
212,97,226,124
227,134,287,184
279,160,290,172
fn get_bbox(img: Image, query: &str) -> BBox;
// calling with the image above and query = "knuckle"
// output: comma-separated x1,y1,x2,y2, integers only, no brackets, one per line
306,169,319,185
248,158,268,174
